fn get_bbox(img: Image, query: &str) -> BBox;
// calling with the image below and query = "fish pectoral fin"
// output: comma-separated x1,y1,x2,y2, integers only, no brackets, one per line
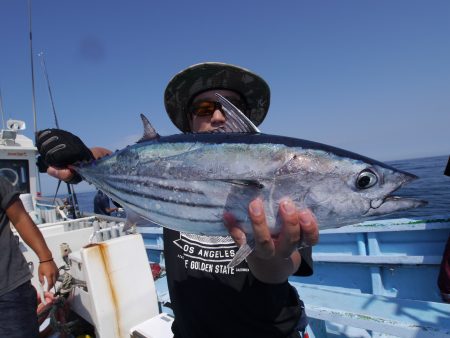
137,114,160,143
219,179,264,189
227,238,255,268
123,207,152,232
123,219,136,232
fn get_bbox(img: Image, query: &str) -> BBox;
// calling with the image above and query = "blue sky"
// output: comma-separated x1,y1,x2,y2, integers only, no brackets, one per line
1,0,449,194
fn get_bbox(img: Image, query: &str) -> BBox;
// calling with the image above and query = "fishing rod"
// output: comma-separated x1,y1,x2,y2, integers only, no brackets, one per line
27,0,79,218
38,52,81,219
0,88,5,129
28,0,38,134
28,0,42,194
38,52,60,129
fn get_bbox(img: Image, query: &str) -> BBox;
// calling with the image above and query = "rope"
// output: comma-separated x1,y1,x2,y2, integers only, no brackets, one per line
37,302,52,322
58,270,73,297
42,266,85,336
38,251,90,336
49,296,79,335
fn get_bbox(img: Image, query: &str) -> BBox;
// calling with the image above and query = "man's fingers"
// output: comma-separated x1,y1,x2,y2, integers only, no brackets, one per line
37,129,51,139
223,212,247,247
48,275,56,290
47,167,74,181
298,209,319,246
277,199,301,258
41,267,58,291
225,199,319,264
248,198,274,258
40,135,60,153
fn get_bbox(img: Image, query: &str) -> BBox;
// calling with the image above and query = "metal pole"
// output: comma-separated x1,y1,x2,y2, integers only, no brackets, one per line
28,0,42,194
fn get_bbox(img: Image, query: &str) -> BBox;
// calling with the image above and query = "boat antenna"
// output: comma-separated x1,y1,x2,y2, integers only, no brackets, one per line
0,88,5,129
38,52,60,128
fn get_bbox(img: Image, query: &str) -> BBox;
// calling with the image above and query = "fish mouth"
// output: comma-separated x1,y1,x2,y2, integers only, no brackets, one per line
364,172,427,216
365,195,428,216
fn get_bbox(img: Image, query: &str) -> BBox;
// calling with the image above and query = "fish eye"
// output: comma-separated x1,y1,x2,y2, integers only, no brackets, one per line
356,169,378,189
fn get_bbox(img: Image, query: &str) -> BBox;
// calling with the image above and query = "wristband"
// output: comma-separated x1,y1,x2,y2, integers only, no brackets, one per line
39,258,54,263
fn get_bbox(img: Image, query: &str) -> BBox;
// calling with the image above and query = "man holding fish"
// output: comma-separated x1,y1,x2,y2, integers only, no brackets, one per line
38,62,424,337
37,62,320,338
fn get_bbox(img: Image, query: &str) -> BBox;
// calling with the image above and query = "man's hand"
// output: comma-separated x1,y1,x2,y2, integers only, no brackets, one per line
36,129,93,183
38,260,59,291
36,129,111,183
225,198,319,284
36,129,94,168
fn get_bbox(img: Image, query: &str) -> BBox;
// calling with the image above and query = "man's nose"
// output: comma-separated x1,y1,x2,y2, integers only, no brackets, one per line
211,109,226,125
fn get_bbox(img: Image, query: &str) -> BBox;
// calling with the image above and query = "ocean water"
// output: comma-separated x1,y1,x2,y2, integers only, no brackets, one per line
67,155,450,220
385,155,450,219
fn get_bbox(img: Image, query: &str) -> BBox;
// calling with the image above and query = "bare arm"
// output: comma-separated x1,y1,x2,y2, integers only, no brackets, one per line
105,206,119,214
7,200,59,289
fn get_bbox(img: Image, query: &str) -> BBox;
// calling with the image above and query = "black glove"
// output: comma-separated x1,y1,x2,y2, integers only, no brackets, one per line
36,129,94,184
36,155,49,173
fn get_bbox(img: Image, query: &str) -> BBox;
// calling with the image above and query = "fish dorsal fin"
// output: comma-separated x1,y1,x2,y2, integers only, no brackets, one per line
137,113,160,143
212,93,261,134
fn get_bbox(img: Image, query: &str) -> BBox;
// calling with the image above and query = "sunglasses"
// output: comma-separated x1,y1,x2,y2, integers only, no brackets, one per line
190,98,246,117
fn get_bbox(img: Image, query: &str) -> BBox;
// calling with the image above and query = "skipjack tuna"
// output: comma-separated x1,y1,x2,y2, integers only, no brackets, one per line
73,94,426,265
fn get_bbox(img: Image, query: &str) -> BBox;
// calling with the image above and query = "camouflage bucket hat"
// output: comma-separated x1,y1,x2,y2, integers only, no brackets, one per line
164,62,270,132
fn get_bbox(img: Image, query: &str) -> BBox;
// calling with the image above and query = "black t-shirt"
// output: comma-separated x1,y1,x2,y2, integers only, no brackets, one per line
163,228,313,338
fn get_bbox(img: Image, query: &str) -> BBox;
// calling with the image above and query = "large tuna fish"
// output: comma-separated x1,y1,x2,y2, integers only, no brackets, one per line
73,94,426,264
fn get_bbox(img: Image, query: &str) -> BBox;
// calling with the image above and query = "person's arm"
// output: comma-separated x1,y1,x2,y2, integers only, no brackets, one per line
105,206,119,214
225,198,319,284
7,200,59,290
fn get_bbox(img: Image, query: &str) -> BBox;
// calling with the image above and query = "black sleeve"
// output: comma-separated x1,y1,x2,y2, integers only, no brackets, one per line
294,246,313,276
0,176,20,211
